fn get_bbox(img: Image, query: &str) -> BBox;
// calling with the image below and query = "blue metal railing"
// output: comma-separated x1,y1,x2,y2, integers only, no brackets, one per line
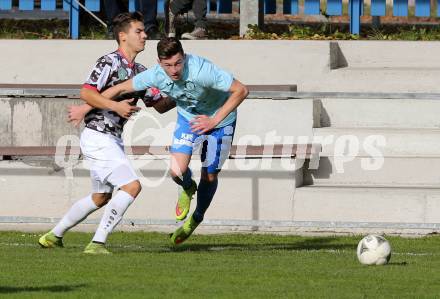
0,0,437,37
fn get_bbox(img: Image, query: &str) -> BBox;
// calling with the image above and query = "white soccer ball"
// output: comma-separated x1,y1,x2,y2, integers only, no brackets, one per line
356,235,392,265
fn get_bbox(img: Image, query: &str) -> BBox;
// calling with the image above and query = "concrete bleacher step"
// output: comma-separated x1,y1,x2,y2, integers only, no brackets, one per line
318,68,440,93
304,156,440,187
0,159,301,223
293,185,440,223
306,127,440,186
313,127,440,157
318,98,440,128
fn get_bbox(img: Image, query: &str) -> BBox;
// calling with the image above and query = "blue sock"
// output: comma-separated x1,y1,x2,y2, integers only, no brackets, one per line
172,168,193,189
192,178,218,223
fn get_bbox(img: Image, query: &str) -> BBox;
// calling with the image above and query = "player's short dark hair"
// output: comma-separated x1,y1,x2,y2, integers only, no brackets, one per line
157,37,184,60
112,12,144,44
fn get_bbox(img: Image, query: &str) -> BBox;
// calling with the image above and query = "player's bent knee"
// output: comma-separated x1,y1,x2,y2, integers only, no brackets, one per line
201,172,218,183
170,153,191,177
169,166,189,179
120,180,142,198
92,193,112,207
169,169,179,179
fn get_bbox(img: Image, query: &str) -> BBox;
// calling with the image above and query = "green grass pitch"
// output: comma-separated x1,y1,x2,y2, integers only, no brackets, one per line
1,231,439,298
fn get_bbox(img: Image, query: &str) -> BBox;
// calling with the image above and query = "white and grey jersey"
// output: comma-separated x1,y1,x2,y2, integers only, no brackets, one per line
83,50,149,138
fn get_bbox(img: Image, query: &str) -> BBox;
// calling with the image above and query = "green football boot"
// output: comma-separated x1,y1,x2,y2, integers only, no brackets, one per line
170,214,200,245
175,180,197,221
38,231,64,248
83,242,111,255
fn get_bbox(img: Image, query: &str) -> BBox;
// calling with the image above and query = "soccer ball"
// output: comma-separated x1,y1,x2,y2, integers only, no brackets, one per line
356,235,391,265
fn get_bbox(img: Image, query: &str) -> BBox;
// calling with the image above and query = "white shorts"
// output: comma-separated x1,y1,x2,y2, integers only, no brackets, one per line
80,128,138,193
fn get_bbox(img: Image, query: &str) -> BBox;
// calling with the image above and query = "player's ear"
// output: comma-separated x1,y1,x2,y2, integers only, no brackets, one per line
119,31,126,42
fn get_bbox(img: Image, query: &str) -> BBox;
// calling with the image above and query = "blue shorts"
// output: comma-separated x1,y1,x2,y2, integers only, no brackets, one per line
171,113,235,174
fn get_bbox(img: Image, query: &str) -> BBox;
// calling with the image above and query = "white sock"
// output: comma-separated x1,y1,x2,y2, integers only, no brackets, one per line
92,190,135,244
52,195,99,237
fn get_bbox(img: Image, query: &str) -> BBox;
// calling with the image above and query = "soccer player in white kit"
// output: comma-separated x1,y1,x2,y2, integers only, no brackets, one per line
38,12,157,254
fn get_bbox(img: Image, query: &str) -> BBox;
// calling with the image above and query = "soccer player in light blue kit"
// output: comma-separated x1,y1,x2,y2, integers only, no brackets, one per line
94,37,248,245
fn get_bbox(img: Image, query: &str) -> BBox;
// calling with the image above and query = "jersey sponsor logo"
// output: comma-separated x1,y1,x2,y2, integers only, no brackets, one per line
118,68,128,80
180,133,194,141
185,81,195,90
173,137,193,147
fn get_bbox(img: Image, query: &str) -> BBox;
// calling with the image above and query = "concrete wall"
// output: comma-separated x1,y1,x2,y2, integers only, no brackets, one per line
3,40,440,92
0,97,82,146
0,158,303,232
0,40,328,86
4,93,440,234
5,92,440,234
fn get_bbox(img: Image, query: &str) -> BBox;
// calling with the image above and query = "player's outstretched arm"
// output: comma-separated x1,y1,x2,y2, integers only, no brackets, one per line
80,79,139,119
101,79,136,99
190,79,249,134
68,77,135,126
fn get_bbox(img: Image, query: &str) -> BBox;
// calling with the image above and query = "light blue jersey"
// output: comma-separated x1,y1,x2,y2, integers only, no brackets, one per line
132,54,235,128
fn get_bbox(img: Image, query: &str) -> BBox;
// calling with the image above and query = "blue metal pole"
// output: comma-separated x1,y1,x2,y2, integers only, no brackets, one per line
349,0,361,34
69,0,79,39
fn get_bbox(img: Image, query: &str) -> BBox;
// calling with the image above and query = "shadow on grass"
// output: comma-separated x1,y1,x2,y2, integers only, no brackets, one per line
387,261,408,266
163,237,357,253
0,284,87,294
